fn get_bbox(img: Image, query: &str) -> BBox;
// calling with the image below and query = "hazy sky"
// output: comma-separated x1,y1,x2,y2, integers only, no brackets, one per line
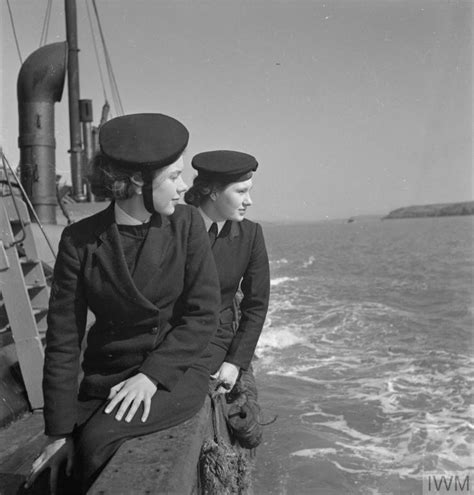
1,0,472,221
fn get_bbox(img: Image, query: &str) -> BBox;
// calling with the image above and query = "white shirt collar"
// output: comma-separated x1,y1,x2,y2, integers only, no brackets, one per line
198,208,226,234
114,202,151,225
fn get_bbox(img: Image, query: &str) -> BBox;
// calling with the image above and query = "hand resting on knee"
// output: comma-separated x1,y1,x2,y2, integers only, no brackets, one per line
105,372,158,423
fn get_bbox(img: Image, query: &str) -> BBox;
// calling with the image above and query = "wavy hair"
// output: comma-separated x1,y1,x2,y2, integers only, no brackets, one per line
183,175,229,207
88,153,141,200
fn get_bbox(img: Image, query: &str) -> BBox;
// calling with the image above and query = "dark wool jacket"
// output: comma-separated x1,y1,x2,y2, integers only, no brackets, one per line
211,219,270,370
43,204,220,436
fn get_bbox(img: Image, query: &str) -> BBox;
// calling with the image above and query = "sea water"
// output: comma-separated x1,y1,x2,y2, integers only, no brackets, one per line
252,216,473,495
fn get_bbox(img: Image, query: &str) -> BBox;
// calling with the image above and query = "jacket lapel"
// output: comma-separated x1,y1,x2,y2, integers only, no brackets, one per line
93,204,157,310
220,220,240,244
133,213,172,298
213,220,240,254
227,220,240,242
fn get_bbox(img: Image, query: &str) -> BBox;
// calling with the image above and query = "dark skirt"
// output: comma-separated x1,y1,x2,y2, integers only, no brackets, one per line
72,362,209,492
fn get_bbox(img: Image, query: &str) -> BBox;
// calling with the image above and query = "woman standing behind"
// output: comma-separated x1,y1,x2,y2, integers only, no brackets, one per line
184,150,270,394
26,114,220,493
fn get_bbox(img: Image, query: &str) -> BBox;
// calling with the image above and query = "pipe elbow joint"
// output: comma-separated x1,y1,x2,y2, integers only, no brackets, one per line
17,42,67,103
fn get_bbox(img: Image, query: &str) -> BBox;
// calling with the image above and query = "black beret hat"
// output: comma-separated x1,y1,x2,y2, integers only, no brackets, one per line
192,150,258,182
99,113,189,170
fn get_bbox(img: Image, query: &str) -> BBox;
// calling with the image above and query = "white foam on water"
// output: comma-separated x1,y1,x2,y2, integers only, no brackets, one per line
319,333,338,344
272,299,299,311
256,325,308,354
328,460,372,475
271,345,474,478
289,363,474,477
270,276,299,287
299,412,443,478
290,448,338,458
258,224,474,493
266,357,346,381
268,370,336,385
270,258,288,265
300,410,335,420
302,255,315,268
262,254,473,484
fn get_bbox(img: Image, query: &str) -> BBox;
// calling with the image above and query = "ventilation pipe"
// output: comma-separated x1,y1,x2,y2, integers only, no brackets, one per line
80,99,94,201
17,42,67,224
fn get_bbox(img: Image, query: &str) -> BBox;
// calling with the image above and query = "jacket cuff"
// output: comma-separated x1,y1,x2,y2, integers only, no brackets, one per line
138,359,182,392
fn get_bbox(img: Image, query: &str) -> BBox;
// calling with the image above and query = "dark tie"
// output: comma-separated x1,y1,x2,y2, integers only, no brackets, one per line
208,222,218,246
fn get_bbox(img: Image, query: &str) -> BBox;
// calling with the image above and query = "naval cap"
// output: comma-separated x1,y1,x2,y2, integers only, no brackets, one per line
99,113,189,170
192,150,258,182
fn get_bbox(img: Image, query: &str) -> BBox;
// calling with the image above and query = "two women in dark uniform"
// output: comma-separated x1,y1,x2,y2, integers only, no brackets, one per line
185,150,270,394
26,113,221,493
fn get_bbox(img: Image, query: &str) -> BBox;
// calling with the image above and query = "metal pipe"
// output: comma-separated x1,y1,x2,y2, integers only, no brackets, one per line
80,99,94,200
65,0,86,201
17,42,67,224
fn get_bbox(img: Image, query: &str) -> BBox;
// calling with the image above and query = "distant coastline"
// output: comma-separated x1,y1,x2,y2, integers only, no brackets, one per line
258,202,474,225
383,201,474,219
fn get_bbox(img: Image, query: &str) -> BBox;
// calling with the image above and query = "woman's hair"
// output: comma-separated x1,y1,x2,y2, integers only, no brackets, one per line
184,171,254,207
184,175,229,207
88,152,142,200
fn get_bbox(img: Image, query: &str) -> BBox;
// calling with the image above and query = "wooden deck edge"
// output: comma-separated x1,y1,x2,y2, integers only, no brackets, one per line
0,394,255,495
88,397,213,495
0,411,45,495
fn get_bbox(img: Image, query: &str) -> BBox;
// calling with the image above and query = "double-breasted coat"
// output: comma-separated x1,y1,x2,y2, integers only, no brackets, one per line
43,203,220,437
208,218,270,371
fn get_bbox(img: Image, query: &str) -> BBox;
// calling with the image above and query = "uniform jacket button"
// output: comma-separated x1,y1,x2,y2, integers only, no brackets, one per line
107,353,113,359
150,326,159,335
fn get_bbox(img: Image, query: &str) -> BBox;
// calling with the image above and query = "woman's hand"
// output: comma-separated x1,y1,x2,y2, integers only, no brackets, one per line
105,372,158,423
212,362,240,394
25,435,74,495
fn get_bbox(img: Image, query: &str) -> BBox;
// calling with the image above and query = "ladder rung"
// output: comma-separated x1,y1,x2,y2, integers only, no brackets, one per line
10,217,31,225
33,307,48,316
0,322,10,333
33,308,48,327
20,258,40,266
26,283,47,291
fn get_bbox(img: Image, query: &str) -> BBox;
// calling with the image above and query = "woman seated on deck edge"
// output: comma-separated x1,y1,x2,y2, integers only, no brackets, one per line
185,150,270,442
25,113,220,494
